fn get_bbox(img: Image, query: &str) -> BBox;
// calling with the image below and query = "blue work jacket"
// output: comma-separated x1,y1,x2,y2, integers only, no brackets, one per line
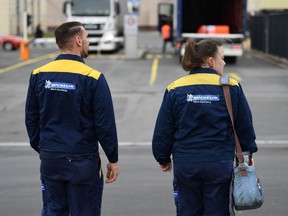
25,54,118,163
152,68,257,165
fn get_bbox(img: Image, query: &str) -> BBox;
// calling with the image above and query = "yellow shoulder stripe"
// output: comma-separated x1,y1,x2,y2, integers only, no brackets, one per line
32,60,101,80
167,73,239,91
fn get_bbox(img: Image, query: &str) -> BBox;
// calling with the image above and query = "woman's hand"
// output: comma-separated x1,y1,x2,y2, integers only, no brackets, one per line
160,162,172,172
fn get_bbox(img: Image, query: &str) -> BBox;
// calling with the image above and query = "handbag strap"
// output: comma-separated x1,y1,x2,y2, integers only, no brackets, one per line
222,85,244,162
221,76,247,175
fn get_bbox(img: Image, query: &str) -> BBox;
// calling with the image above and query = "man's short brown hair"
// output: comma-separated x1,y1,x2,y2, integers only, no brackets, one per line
54,21,83,50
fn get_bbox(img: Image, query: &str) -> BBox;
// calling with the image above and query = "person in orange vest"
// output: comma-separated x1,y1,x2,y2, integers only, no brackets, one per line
161,21,174,53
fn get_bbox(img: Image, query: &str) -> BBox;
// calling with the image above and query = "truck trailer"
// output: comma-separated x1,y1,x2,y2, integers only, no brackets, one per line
63,0,128,52
173,0,247,63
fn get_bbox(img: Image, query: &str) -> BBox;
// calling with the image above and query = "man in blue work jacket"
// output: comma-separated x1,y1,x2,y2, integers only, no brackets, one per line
25,21,119,216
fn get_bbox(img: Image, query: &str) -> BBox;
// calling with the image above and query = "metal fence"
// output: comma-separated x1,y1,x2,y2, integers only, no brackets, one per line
250,11,288,59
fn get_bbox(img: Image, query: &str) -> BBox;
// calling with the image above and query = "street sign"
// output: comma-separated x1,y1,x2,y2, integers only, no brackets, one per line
124,15,138,35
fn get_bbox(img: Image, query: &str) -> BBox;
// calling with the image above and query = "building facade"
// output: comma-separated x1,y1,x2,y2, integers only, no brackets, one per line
248,0,288,15
138,0,175,29
1,0,288,36
0,0,17,35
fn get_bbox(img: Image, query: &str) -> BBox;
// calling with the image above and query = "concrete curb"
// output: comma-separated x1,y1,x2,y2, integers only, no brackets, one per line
246,49,288,68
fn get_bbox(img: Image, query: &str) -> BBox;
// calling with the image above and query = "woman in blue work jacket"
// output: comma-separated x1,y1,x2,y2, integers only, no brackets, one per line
152,39,258,216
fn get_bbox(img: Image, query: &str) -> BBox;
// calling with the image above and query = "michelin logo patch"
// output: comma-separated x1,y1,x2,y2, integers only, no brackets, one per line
45,80,76,92
187,94,219,103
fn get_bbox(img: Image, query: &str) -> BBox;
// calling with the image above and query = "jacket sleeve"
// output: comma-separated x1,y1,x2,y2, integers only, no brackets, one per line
152,89,175,165
234,84,258,153
92,74,118,163
25,73,40,153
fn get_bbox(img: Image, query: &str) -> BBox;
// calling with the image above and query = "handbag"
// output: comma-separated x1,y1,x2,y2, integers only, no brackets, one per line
221,76,264,211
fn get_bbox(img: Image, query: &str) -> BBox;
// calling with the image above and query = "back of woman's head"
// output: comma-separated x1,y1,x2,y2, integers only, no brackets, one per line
181,39,223,71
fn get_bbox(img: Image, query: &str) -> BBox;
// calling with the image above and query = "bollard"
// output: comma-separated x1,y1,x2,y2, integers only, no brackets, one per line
20,40,30,60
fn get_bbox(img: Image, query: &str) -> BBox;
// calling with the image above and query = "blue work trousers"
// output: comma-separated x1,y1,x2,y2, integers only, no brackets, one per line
173,160,233,216
40,154,103,216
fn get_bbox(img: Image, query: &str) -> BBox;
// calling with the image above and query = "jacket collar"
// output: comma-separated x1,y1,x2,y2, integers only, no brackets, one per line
55,54,85,64
189,67,218,75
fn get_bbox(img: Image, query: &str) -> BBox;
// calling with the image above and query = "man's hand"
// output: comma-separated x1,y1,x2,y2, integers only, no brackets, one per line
105,162,119,183
160,162,172,172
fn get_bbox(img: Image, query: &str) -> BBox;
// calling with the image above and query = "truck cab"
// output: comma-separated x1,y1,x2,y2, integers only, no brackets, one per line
63,0,128,52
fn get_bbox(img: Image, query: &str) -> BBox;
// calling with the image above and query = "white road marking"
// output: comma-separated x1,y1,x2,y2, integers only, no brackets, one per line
0,141,288,147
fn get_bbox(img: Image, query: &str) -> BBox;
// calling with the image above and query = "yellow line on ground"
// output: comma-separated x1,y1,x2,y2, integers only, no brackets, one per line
164,54,173,59
145,54,173,59
145,54,153,59
155,54,162,59
88,53,125,59
0,51,59,74
149,58,159,85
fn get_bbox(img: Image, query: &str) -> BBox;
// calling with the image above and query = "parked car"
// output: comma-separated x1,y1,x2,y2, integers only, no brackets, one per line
0,33,23,51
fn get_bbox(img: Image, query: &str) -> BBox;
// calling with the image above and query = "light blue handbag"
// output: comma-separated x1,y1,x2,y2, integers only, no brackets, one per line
233,161,264,210
222,82,264,211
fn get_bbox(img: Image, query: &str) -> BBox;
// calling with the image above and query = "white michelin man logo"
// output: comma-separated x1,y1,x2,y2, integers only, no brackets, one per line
187,94,193,102
45,80,52,89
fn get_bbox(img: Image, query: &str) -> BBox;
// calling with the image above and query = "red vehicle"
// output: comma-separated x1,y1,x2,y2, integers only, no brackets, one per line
0,33,23,51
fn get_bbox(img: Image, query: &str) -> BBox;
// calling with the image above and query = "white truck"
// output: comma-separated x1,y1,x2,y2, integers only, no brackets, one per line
158,0,247,63
63,0,128,52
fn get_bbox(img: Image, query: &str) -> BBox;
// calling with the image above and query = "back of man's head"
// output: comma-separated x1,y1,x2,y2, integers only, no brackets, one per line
54,21,83,50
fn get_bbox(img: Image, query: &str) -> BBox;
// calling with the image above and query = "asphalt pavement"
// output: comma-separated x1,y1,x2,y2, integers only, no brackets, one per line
1,145,288,216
